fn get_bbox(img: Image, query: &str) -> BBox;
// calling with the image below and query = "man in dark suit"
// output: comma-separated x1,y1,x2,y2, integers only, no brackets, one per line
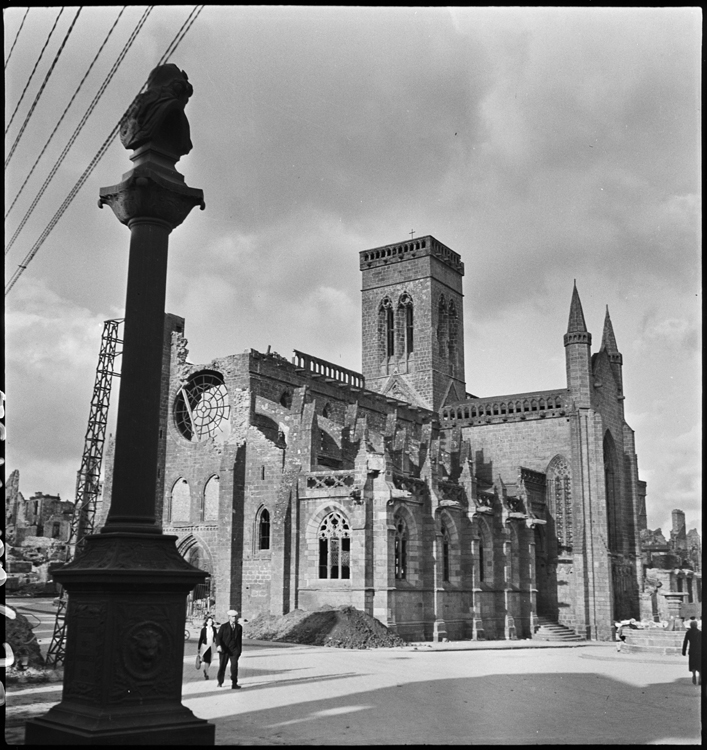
216,609,243,689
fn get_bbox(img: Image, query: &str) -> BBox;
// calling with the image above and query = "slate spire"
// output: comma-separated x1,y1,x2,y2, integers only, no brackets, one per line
601,306,620,355
601,305,624,396
564,281,592,347
564,281,592,407
566,280,588,334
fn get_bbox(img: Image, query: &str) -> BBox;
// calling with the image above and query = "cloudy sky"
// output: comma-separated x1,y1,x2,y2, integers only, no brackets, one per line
4,6,701,535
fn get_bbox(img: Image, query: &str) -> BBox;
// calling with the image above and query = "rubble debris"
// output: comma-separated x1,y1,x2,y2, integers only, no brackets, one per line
243,605,405,649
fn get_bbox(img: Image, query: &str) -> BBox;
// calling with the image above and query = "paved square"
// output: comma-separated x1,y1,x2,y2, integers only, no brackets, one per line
5,604,701,746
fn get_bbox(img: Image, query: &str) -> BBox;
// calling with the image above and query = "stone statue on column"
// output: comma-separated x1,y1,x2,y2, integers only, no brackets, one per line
26,65,214,745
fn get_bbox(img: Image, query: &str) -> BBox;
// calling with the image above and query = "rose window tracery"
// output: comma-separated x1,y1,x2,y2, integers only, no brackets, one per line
174,370,230,442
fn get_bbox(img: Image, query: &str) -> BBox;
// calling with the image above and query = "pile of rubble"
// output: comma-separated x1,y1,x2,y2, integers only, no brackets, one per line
4,611,63,685
243,605,406,649
5,536,68,596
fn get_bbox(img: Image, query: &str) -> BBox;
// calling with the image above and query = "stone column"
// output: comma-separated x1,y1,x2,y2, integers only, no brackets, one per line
432,524,447,642
527,524,538,637
470,535,485,640
503,538,517,640
26,65,214,745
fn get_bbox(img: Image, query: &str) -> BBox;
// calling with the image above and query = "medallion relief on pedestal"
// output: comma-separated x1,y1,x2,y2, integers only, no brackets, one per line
112,602,182,703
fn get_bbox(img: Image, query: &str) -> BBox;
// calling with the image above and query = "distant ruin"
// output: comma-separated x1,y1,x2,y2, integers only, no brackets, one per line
5,469,72,595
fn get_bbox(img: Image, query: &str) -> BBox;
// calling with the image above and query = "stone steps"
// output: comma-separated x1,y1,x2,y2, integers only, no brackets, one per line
533,616,584,642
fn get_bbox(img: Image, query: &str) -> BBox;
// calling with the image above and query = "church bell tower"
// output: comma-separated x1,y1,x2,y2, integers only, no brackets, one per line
359,234,466,412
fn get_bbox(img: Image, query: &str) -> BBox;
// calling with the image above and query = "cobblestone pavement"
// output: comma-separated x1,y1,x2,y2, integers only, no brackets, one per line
5,638,702,745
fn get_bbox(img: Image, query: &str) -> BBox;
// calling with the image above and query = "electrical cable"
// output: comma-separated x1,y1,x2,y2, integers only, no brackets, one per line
159,4,204,64
5,7,64,135
4,7,31,70
5,7,84,168
5,5,204,296
5,7,128,220
5,6,153,256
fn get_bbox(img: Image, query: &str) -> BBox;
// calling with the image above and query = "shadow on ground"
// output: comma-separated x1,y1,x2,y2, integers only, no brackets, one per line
204,671,702,745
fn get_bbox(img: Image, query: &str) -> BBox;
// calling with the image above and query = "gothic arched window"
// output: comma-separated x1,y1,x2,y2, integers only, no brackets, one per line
170,477,191,523
547,455,573,553
318,511,351,579
441,524,451,582
394,516,408,580
203,475,219,521
386,306,395,356
448,299,458,368
438,296,448,358
398,293,414,356
258,508,270,551
379,298,395,359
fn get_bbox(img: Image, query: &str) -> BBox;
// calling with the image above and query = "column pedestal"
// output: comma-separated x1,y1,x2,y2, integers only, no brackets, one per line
25,533,214,745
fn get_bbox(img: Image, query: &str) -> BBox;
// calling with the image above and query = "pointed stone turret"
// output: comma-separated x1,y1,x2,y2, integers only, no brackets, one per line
600,306,623,396
564,281,592,346
564,282,592,408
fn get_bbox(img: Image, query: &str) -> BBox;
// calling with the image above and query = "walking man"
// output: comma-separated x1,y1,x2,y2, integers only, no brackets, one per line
682,618,701,688
216,609,243,689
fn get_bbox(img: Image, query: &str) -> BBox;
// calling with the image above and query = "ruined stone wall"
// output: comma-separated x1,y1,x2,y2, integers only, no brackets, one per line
460,416,570,483
241,426,285,618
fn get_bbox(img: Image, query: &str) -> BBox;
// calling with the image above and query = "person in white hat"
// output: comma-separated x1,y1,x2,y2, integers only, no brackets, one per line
215,609,243,689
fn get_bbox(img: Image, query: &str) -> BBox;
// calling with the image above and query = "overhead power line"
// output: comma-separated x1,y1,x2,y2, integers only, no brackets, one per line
5,5,205,297
5,7,84,168
160,4,204,63
5,7,128,221
5,7,64,135
5,6,154,256
4,7,31,70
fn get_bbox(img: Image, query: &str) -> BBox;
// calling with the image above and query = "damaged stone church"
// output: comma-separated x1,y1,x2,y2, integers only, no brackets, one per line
107,234,644,641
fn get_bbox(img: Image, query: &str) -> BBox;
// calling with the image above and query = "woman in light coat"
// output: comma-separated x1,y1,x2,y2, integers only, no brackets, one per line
198,615,218,680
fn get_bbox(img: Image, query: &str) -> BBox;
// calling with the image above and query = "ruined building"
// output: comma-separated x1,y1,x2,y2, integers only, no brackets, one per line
640,508,702,621
4,469,73,593
5,470,74,545
106,235,646,641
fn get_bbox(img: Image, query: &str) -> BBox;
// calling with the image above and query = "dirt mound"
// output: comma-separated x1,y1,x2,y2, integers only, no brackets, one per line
243,605,405,649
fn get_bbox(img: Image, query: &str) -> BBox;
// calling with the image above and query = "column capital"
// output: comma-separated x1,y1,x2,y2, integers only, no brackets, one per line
99,158,204,230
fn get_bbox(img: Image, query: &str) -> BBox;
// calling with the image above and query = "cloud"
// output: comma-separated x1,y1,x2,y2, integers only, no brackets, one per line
4,6,700,546
639,422,702,532
634,310,701,353
5,279,118,500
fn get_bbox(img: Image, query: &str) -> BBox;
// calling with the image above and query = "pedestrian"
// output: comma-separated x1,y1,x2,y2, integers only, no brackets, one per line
682,619,701,686
615,621,625,651
615,619,632,651
197,615,218,680
216,608,243,689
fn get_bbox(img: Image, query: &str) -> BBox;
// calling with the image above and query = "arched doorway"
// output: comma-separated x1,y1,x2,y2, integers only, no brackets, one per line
534,524,558,618
178,536,214,620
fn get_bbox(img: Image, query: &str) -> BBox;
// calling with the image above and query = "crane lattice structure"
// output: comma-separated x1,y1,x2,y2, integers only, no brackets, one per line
45,318,123,667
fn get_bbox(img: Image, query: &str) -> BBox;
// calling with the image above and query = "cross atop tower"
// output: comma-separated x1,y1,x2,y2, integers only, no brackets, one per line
409,229,415,240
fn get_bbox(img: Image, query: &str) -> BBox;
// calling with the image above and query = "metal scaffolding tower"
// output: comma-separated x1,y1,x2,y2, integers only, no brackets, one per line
45,319,123,667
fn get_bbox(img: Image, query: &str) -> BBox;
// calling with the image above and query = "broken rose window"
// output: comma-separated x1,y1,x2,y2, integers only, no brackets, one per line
174,370,230,442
